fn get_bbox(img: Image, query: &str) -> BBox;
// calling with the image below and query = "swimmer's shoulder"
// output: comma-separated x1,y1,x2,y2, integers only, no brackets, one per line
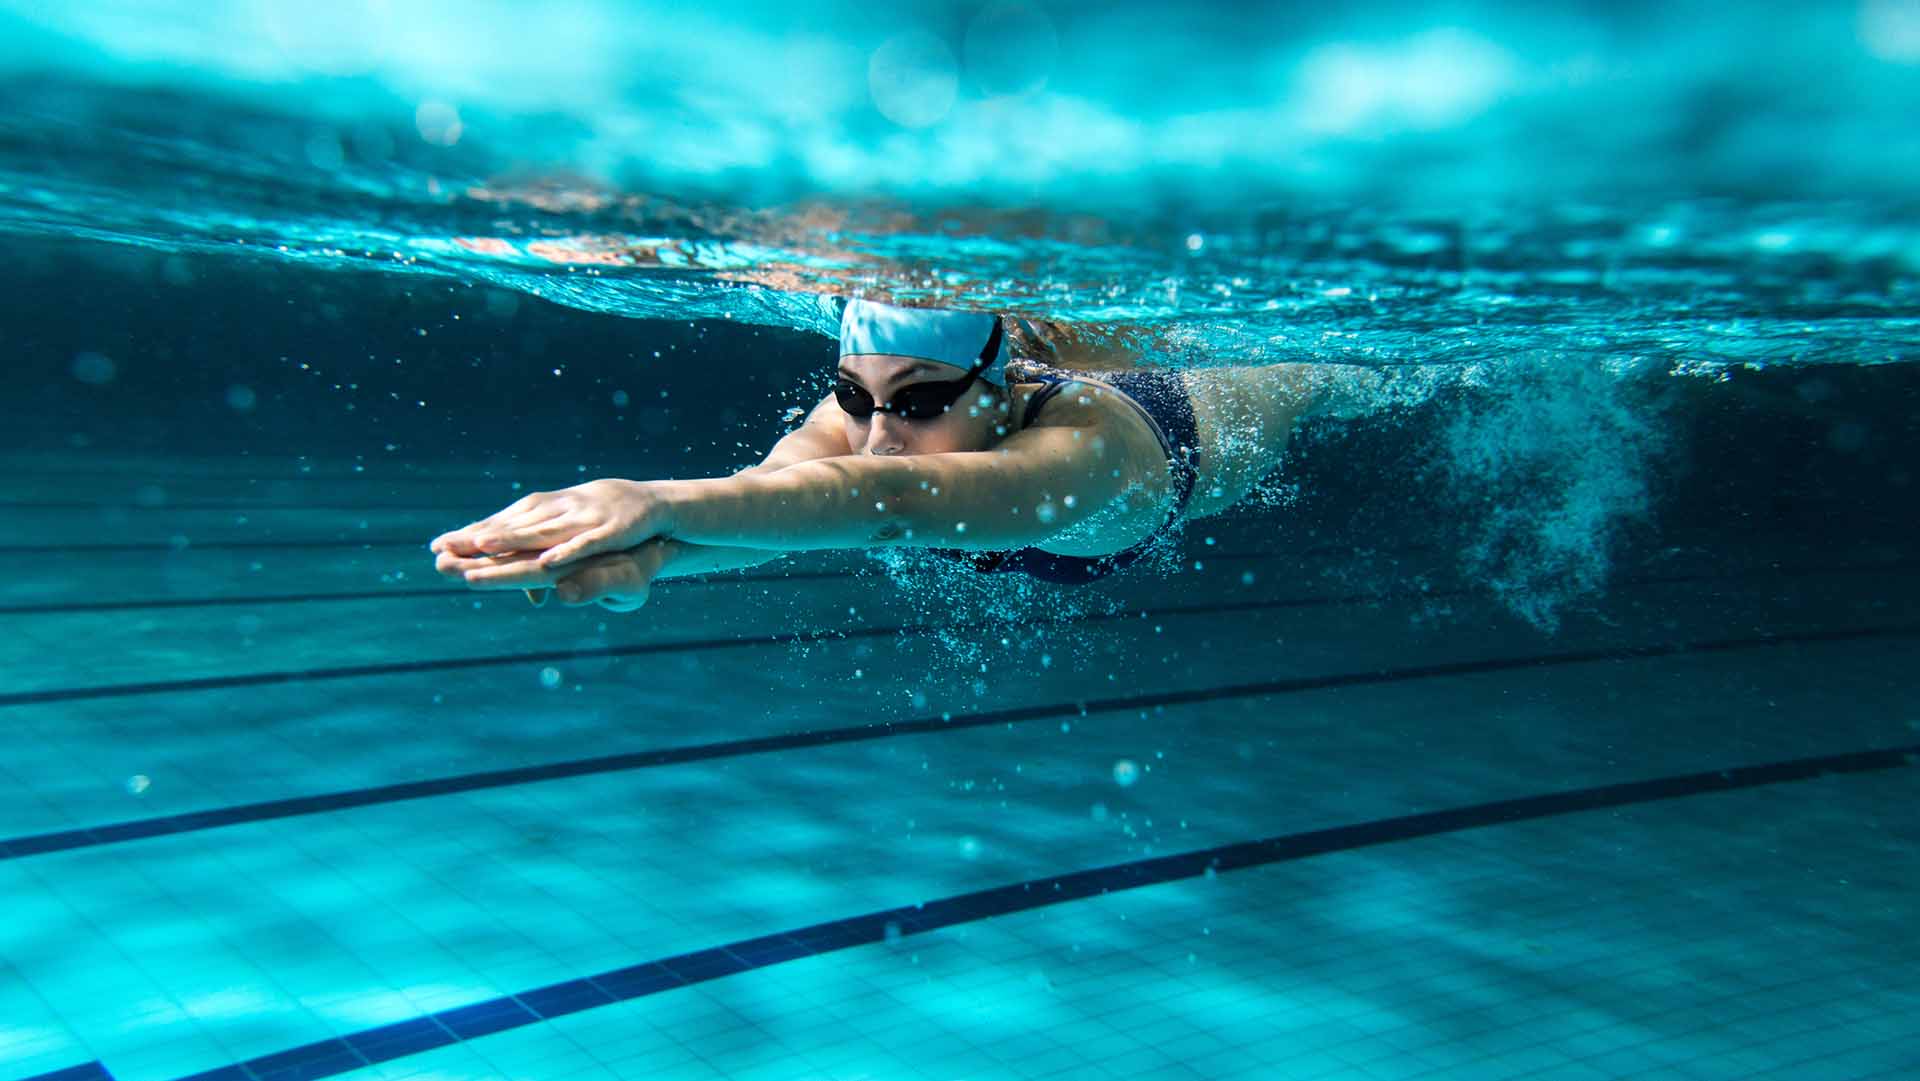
1006,375,1174,509
1011,372,1159,444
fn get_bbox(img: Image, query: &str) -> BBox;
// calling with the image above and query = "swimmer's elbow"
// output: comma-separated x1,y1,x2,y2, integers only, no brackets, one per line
873,482,942,546
835,464,924,547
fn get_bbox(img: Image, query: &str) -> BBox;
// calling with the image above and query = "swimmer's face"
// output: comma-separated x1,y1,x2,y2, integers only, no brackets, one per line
836,354,1010,457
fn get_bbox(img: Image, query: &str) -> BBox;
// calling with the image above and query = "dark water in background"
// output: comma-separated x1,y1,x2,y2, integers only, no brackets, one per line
6,235,1914,637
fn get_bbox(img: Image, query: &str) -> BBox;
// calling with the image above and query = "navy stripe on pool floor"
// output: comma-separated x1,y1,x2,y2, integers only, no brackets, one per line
0,501,500,511
0,543,1884,618
17,1065,114,1081
3,555,1910,709
0,547,1312,616
0,587,1377,708
5,620,1916,861
0,503,1293,555
15,740,1916,1081
0,536,1376,614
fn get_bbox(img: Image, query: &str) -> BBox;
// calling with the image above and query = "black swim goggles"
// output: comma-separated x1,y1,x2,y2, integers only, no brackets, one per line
834,320,1003,421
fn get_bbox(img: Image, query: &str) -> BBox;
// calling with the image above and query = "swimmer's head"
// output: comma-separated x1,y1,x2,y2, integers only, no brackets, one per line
838,298,1008,387
835,298,1013,457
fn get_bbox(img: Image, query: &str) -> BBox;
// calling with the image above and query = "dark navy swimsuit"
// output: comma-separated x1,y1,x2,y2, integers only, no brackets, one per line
942,368,1202,584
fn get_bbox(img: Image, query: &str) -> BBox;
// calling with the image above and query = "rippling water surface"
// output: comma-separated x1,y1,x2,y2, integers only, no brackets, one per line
3,0,1916,373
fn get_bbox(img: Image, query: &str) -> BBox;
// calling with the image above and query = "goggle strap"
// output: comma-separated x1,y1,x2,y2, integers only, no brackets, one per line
969,319,1003,381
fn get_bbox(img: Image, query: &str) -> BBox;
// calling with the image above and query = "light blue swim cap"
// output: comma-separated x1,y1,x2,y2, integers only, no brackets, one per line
838,298,1007,386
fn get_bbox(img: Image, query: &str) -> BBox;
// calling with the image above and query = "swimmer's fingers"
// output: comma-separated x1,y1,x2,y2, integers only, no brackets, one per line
457,551,562,590
536,525,633,572
430,493,552,554
431,526,489,556
433,546,501,581
464,508,577,553
434,547,535,582
464,513,597,556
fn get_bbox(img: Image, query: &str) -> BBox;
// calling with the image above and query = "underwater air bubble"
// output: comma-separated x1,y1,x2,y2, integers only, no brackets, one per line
126,775,150,795
868,31,958,129
1112,759,1140,787
1829,421,1869,453
302,131,345,171
1861,0,1920,61
159,257,195,286
963,2,1058,96
539,666,562,688
414,102,462,147
71,352,116,385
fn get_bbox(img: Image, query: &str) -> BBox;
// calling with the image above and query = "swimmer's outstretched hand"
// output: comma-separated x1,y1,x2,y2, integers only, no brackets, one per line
432,541,672,613
429,479,676,569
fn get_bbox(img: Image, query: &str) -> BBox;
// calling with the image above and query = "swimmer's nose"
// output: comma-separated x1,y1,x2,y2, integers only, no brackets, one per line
865,414,908,456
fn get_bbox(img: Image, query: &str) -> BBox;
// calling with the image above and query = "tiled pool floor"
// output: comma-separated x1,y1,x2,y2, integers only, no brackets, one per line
3,455,1915,1081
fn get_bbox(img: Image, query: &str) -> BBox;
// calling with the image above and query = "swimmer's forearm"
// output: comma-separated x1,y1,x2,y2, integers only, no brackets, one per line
656,457,1033,551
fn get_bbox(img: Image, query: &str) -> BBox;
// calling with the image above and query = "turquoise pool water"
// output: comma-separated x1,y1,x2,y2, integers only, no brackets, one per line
2,3,1918,1080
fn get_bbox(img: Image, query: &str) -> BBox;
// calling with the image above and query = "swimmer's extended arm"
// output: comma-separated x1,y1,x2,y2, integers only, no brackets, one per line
449,401,1163,573
656,419,1155,553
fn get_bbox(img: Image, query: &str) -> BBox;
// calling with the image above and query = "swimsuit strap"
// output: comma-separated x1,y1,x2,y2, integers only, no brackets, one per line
1024,370,1200,520
1020,376,1075,425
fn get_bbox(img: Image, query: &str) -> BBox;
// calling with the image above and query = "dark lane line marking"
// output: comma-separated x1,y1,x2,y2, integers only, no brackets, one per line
5,622,1915,862
0,577,1443,707
11,539,465,554
2,555,1912,706
5,515,1310,555
15,1065,113,1081
0,546,1311,616
5,533,1291,555
0,502,504,511
0,572,859,616
0,548,1900,617
22,741,1914,1081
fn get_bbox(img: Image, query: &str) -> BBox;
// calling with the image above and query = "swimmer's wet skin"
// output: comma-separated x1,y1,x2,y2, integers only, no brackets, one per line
431,298,1320,610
